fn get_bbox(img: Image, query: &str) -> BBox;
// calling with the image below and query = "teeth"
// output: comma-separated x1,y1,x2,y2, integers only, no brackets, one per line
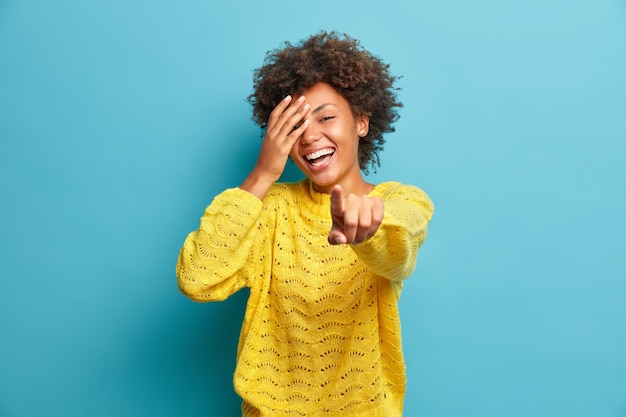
306,148,334,160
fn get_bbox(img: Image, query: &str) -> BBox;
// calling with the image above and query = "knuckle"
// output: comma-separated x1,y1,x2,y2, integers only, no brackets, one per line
344,219,358,229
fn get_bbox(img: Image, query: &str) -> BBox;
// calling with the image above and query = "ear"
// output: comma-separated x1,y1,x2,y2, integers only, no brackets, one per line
357,115,370,137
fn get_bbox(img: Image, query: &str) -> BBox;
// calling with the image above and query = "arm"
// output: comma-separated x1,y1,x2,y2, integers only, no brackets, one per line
178,95,310,300
176,188,264,302
340,183,434,281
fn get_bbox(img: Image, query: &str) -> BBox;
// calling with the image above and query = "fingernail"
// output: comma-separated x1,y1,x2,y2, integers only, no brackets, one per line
284,95,292,102
297,96,305,102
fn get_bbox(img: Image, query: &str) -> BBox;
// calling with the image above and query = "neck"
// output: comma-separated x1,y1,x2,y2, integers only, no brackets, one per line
312,176,374,195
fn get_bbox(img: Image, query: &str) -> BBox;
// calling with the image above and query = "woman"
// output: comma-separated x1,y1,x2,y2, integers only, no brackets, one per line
177,31,434,416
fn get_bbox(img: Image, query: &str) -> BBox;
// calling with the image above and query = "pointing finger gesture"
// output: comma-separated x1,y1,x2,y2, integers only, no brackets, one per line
328,185,384,245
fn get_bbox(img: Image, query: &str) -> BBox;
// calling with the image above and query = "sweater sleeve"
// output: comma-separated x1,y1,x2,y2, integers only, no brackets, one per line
351,183,434,282
176,187,264,302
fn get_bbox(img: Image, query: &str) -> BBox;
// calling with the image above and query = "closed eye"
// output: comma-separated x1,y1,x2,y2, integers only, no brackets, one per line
321,116,335,122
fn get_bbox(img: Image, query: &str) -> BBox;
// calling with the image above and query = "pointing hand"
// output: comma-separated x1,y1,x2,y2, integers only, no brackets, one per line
328,185,384,245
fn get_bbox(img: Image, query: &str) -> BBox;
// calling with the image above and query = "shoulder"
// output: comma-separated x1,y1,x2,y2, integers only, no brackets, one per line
373,181,431,201
265,180,306,199
372,181,434,219
262,180,309,208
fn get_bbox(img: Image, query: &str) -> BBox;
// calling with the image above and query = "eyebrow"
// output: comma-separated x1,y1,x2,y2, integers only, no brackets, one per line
311,103,336,114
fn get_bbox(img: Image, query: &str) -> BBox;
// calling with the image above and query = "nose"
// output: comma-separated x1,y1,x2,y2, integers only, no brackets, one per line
300,122,321,145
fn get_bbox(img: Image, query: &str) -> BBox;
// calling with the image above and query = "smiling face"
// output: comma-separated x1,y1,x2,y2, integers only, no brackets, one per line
290,83,370,194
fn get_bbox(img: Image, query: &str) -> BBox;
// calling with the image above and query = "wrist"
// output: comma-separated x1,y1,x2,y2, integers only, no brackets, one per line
240,169,277,200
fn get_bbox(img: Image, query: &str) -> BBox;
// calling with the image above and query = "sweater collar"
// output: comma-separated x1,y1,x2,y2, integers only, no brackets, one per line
298,178,390,217
299,179,331,217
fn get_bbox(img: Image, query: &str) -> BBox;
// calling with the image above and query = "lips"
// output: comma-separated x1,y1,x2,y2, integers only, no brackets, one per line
304,148,335,167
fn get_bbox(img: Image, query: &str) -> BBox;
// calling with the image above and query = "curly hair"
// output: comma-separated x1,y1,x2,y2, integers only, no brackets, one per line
248,31,402,172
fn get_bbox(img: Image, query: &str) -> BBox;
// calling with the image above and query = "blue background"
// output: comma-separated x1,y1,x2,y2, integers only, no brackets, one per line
1,0,625,416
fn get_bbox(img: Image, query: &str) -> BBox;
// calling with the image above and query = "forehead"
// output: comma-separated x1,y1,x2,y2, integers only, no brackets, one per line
300,82,351,110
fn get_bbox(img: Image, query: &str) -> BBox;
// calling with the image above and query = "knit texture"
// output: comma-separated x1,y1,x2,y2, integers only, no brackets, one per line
177,179,433,417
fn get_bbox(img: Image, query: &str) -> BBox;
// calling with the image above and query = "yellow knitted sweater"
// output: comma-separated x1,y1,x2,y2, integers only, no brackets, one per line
177,179,433,417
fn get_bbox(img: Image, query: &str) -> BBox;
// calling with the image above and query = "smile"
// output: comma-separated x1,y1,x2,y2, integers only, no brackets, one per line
305,148,335,167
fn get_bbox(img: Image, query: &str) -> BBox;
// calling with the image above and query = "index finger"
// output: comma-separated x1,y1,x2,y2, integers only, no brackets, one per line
330,185,344,215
